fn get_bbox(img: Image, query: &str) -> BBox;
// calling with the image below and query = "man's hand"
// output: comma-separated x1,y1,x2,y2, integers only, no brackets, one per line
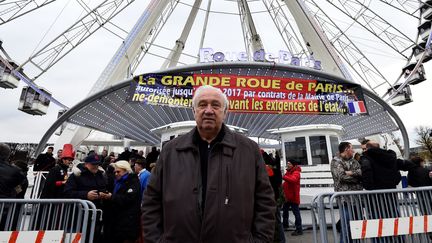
99,192,112,200
87,190,99,200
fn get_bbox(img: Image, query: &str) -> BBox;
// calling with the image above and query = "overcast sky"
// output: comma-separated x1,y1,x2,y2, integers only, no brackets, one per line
0,0,431,147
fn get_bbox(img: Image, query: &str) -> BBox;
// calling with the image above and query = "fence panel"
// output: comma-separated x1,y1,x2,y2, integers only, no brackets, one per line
0,199,97,243
312,186,432,243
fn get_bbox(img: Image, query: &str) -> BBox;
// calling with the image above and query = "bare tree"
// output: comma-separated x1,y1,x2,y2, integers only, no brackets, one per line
414,126,432,159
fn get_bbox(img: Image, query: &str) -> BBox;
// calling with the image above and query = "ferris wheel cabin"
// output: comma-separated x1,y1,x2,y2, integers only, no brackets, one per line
388,84,413,106
402,62,426,85
18,86,51,115
0,60,20,89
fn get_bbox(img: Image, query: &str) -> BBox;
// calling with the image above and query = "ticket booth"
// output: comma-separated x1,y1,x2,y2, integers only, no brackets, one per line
268,124,344,167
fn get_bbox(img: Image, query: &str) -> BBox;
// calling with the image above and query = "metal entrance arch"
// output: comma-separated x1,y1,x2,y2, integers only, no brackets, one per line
35,62,409,157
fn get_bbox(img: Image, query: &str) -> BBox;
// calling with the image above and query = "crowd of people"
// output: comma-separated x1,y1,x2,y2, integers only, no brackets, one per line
331,140,432,242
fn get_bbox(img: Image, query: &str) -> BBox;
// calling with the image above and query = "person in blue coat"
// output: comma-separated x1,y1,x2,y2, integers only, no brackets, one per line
134,158,151,200
100,160,141,243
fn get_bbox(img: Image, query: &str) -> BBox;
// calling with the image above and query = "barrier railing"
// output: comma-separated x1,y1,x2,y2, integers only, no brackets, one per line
0,199,97,243
27,171,49,199
311,186,432,243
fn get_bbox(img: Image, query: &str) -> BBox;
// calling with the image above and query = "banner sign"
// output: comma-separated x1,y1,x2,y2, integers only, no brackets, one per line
128,73,368,115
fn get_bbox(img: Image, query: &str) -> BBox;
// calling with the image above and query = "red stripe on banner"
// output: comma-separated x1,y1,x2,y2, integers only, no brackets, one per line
425,215,428,233
409,216,414,234
378,219,383,237
394,218,399,236
9,231,19,243
35,231,45,243
361,220,368,239
72,233,82,243
358,101,366,113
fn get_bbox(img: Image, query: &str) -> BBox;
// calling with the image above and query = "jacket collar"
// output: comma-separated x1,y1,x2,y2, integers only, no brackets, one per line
176,124,236,155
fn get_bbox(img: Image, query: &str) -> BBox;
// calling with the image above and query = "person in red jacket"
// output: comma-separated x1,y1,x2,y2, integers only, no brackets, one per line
282,159,303,236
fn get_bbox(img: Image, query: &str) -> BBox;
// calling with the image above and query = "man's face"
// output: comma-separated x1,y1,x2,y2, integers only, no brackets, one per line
85,163,99,174
134,163,143,173
47,148,53,154
361,144,367,153
62,158,73,166
345,144,354,158
57,149,63,157
193,89,227,137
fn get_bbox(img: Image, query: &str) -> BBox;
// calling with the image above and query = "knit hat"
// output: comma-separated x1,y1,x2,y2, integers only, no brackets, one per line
84,154,100,164
61,144,75,160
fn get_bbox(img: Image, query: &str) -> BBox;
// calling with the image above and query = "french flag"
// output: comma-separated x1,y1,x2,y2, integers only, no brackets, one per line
347,101,367,114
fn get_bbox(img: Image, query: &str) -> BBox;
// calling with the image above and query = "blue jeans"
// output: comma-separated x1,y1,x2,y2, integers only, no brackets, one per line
339,205,352,243
275,206,286,243
282,202,302,232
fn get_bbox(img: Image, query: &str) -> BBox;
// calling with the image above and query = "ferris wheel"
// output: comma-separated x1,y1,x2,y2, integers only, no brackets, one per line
0,0,430,118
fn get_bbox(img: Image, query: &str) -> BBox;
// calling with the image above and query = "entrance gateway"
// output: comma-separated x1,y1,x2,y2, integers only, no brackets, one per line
36,62,409,166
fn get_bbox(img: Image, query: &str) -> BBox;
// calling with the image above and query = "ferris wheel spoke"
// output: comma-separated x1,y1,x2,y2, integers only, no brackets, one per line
304,0,391,93
0,0,55,25
129,0,180,75
325,0,416,59
378,0,421,17
238,0,264,56
262,0,309,56
161,0,202,69
20,0,135,81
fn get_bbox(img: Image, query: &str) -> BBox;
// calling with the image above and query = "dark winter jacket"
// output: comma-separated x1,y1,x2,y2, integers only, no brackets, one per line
33,153,56,171
282,165,301,205
0,160,26,198
408,166,432,187
360,148,401,190
64,163,107,209
104,173,141,242
41,163,70,198
142,125,276,243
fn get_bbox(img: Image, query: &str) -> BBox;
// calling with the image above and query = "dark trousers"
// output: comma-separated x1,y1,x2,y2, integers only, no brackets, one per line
282,202,302,232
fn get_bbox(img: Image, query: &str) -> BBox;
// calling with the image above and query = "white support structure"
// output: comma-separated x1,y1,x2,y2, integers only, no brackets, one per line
161,0,203,69
238,0,264,57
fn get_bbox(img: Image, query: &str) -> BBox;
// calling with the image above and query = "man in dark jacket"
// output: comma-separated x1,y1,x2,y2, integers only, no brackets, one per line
407,156,432,187
41,144,74,198
360,142,401,190
64,154,107,243
142,85,276,243
33,146,56,171
0,143,26,198
0,143,26,230
145,146,159,171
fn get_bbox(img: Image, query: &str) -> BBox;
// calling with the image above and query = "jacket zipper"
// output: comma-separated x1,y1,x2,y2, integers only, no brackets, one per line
225,164,230,205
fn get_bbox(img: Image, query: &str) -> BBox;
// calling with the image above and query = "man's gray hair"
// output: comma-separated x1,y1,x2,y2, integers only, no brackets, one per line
0,143,11,161
192,85,229,111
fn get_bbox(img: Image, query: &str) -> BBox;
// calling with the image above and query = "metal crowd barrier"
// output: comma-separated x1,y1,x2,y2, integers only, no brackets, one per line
311,186,432,243
0,199,97,242
27,171,49,199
